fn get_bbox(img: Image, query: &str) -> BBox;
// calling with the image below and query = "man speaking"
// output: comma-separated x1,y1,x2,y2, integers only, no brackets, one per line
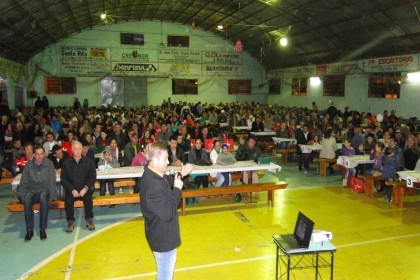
138,142,192,280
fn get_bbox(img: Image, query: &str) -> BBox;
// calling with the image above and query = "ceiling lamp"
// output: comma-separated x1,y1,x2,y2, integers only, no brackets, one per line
279,37,288,46
217,24,224,30
100,12,107,20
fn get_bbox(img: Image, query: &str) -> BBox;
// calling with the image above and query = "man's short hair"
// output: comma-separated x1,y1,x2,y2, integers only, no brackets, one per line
34,146,45,153
169,134,178,142
51,144,62,154
144,142,167,162
130,131,138,138
46,132,54,137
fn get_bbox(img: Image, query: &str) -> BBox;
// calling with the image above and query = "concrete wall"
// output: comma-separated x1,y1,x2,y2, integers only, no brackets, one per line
267,74,420,116
27,21,268,108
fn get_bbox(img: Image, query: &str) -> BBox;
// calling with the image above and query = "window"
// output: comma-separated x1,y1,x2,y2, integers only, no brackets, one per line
44,77,76,94
323,75,345,97
167,35,189,47
172,79,198,95
120,33,144,45
291,78,307,96
228,80,251,94
368,72,401,99
269,79,281,95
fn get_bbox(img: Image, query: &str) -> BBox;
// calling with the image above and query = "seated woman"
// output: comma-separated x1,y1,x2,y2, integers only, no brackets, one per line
319,128,337,174
97,147,121,207
209,140,225,187
275,122,291,148
139,129,155,149
188,139,210,189
216,143,237,186
366,142,385,176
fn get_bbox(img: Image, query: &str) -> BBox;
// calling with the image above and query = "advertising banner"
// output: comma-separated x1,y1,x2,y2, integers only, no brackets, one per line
158,50,201,64
111,49,157,62
60,46,110,60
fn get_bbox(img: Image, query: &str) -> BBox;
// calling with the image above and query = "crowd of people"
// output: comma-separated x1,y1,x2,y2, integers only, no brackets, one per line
2,97,419,241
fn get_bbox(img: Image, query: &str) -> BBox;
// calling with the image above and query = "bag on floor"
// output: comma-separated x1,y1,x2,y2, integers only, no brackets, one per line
352,177,364,193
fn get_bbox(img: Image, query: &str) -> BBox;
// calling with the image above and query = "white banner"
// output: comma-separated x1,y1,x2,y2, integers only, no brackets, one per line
359,55,419,72
203,64,243,77
111,49,157,62
202,51,242,65
61,60,112,76
159,63,201,77
158,50,201,64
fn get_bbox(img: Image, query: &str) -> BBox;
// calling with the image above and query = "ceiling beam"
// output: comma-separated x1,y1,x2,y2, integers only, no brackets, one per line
11,0,56,43
182,1,212,25
84,0,93,28
65,0,82,32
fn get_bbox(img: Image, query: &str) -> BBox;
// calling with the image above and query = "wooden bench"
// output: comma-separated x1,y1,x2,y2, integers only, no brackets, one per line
180,181,288,215
258,141,274,154
188,171,265,184
272,148,295,163
332,164,346,178
7,181,288,215
0,175,13,185
389,181,419,208
94,179,136,190
358,175,384,198
6,193,141,212
313,158,337,176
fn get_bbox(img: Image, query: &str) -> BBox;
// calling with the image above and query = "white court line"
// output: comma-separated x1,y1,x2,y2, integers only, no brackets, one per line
336,232,420,248
17,213,420,280
65,208,83,280
17,213,143,279
106,232,420,280
106,255,275,280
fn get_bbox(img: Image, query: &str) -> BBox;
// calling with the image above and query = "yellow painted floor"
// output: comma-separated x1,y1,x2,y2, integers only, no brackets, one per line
22,186,420,280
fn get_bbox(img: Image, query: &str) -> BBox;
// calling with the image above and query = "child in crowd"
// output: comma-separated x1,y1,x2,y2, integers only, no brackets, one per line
367,142,385,177
216,143,237,186
382,147,397,203
341,138,355,186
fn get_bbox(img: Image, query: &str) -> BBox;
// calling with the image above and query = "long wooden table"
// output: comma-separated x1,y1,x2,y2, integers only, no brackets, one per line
11,161,282,188
8,161,285,215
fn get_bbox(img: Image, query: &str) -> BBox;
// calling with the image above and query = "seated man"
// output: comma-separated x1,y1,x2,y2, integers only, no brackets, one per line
295,124,313,171
167,134,186,166
16,146,57,241
61,141,97,232
47,144,69,199
243,136,262,185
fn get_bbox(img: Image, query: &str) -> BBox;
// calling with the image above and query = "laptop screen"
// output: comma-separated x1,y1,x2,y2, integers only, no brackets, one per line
293,212,315,248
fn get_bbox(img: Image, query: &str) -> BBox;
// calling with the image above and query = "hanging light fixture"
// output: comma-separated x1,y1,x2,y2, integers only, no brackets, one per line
279,37,288,46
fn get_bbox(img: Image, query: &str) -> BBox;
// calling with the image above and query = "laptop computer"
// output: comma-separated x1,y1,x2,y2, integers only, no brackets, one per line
276,212,315,252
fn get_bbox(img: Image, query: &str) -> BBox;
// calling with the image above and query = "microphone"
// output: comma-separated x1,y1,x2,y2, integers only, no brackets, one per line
167,168,181,179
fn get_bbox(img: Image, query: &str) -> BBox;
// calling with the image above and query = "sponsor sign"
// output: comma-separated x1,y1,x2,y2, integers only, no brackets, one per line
202,51,242,65
159,63,201,77
359,55,418,72
60,46,110,60
112,62,158,76
203,64,243,77
60,60,112,76
111,49,157,62
158,50,201,64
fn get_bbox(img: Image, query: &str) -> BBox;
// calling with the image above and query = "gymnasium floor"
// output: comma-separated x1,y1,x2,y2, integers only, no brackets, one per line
0,160,419,280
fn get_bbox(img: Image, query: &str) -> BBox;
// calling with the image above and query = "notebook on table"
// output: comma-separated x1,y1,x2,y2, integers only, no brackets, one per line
277,212,315,252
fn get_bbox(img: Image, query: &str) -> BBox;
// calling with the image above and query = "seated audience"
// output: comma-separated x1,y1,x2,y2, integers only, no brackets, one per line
188,139,210,189
319,128,337,174
97,147,121,206
16,146,56,241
